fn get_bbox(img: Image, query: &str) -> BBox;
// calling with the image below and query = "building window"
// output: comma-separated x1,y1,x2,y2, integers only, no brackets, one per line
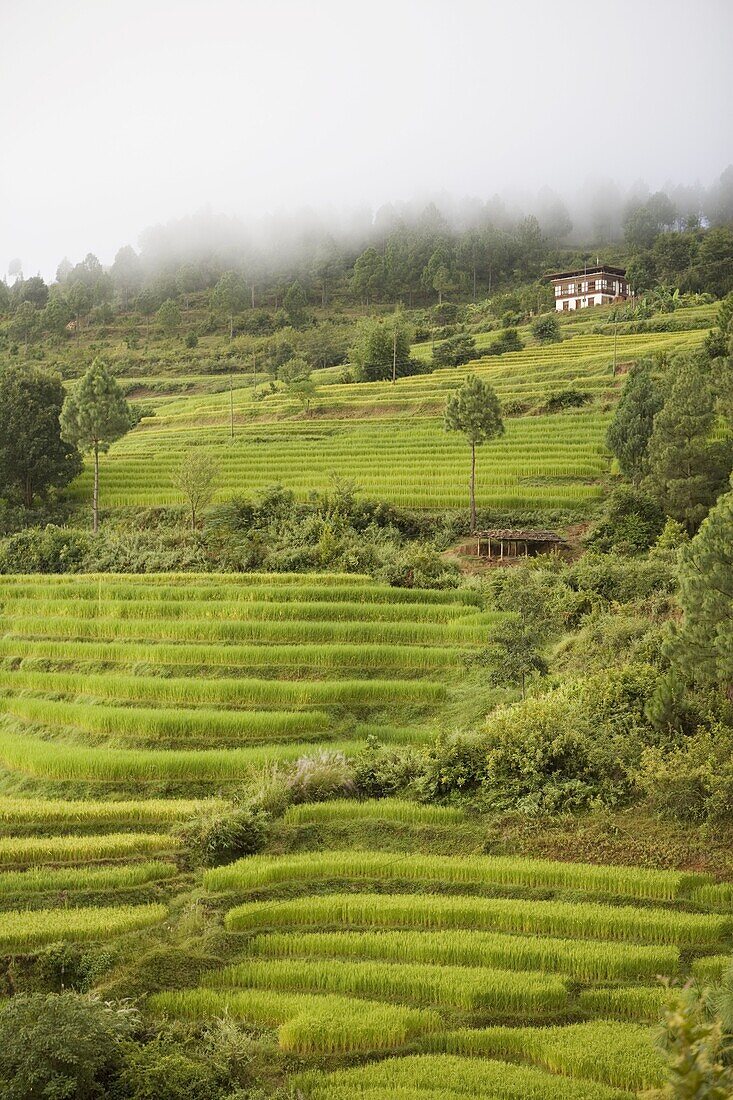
554,285,561,296
568,283,575,294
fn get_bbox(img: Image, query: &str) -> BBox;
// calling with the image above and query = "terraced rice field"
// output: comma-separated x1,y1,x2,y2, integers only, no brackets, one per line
1,570,731,1096
0,572,475,785
69,324,708,513
151,841,732,1097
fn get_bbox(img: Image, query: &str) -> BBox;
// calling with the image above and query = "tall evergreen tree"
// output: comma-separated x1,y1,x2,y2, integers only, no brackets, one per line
0,364,82,507
644,359,732,529
444,374,504,532
666,485,733,699
61,360,133,532
606,360,663,483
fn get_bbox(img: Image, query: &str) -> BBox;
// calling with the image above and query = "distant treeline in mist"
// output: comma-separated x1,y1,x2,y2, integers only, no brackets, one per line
2,169,733,340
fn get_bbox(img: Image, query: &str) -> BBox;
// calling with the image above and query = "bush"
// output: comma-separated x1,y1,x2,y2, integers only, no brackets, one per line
286,750,356,804
432,333,476,368
481,688,634,813
118,1045,225,1100
181,807,269,867
353,737,423,800
380,545,459,589
543,389,590,413
414,734,488,803
585,486,666,555
0,524,90,573
531,313,561,344
483,327,524,356
636,726,733,823
0,992,136,1099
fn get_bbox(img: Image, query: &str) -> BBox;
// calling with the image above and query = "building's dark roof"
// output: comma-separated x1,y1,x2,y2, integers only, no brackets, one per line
475,529,565,543
546,265,626,281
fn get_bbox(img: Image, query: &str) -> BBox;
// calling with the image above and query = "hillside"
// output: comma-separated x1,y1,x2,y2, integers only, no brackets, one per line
54,302,714,520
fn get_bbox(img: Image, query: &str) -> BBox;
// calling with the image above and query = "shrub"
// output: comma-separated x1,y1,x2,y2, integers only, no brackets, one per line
531,313,561,344
543,389,590,413
636,726,733,823
0,992,136,1099
415,734,488,802
117,1044,225,1100
432,333,477,368
181,807,269,867
353,738,422,799
483,327,524,356
585,486,666,554
0,524,90,573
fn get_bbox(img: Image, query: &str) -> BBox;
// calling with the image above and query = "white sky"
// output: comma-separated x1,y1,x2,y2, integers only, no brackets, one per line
1,0,731,279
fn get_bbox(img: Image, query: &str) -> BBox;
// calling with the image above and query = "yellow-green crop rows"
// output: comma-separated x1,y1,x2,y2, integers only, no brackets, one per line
1,570,732,1096
67,324,708,513
146,842,733,1097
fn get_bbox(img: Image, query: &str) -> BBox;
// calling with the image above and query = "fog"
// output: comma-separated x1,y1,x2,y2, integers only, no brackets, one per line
1,0,731,279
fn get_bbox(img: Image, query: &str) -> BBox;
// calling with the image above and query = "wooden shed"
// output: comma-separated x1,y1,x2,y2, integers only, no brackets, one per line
474,529,565,560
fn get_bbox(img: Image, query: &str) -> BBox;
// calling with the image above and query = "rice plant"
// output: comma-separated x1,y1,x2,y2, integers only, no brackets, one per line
0,902,167,950
691,955,731,983
0,831,178,865
247,929,680,982
149,987,440,1054
578,985,670,1022
223,892,729,947
282,801,466,827
691,882,733,911
300,1053,631,1100
427,1021,665,1091
0,796,220,826
0,860,177,897
202,956,569,1015
204,849,711,902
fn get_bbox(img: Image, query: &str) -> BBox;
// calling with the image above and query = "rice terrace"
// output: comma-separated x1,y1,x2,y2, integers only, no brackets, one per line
1,3,733,1097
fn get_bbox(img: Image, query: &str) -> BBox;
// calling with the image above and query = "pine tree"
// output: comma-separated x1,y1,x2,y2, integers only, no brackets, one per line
665,485,733,698
60,359,133,532
644,359,732,529
606,360,663,482
444,374,504,532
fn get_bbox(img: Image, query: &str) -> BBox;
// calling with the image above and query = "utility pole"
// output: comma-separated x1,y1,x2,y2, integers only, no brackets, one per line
392,326,397,385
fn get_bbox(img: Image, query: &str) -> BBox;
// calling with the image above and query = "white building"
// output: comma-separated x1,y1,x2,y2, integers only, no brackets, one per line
549,265,629,311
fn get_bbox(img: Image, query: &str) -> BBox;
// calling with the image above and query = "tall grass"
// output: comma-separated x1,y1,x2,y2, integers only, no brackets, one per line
0,860,177,897
0,903,167,950
149,987,440,1054
0,669,447,710
300,1053,630,1100
0,638,461,673
2,696,330,743
0,831,178,865
205,849,711,902
0,728,369,782
578,985,669,1022
4,613,488,647
425,1022,665,1091
203,956,569,1015
247,930,680,983
223,892,729,947
282,801,466,827
0,796,220,826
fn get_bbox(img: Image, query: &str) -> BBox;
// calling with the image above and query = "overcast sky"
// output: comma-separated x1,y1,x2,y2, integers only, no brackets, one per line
1,0,731,279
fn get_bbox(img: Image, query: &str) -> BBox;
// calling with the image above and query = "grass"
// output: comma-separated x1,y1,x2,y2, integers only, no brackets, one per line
204,849,711,902
2,696,331,744
203,956,569,1015
282,801,466,826
0,669,447,710
299,1052,633,1099
0,796,220,826
246,930,680,982
0,860,177,897
577,985,669,1023
427,1021,666,1091
0,727,377,783
223,892,729,946
0,831,178,865
150,987,440,1054
0,902,167,950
